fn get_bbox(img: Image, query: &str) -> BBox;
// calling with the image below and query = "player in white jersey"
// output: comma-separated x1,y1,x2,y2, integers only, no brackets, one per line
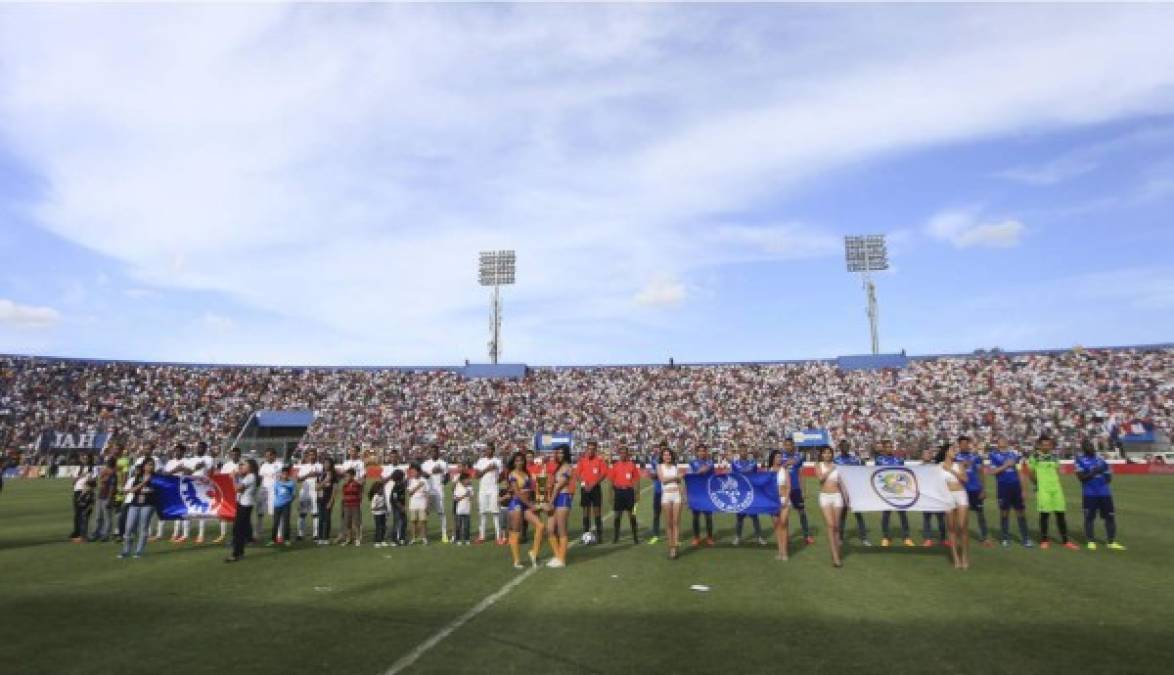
214,448,240,543
185,442,217,543
162,445,191,542
340,445,366,482
473,443,504,544
421,445,450,543
256,448,281,543
294,449,323,541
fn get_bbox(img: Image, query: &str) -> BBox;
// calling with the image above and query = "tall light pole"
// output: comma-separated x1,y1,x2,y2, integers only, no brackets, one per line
478,250,516,364
844,235,888,355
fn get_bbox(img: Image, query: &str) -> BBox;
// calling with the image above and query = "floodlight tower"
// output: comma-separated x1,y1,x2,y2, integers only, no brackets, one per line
478,250,516,364
844,235,889,355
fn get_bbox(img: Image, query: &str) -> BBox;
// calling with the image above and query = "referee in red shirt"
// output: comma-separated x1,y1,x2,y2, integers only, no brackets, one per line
608,446,641,544
575,441,608,541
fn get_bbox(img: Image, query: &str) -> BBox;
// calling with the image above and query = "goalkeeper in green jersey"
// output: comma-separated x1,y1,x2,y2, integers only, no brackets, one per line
1026,435,1077,550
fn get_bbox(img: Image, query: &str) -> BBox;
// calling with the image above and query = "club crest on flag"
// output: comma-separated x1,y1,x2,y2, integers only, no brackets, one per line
870,468,919,509
180,476,226,517
707,473,755,513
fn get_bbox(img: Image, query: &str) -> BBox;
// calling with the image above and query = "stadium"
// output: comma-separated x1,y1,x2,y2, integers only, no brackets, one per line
2,4,1174,675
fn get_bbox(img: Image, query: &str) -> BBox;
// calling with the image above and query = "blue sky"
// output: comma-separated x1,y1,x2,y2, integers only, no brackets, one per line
0,3,1171,366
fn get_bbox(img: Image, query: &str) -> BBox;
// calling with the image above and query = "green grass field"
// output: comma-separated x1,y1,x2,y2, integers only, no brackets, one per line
2,476,1172,675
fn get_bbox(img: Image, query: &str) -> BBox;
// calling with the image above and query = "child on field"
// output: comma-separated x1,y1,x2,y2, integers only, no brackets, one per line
388,469,407,545
453,470,472,545
407,464,429,545
370,479,389,548
71,478,96,543
337,469,363,546
271,466,297,545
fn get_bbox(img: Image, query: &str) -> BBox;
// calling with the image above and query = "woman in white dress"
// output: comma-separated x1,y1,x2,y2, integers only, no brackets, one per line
767,450,791,561
815,446,844,568
656,447,684,560
938,442,971,570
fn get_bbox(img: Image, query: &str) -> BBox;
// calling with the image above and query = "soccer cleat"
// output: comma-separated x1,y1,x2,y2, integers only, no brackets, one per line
648,536,660,545
513,563,525,570
732,536,741,547
904,538,916,547
1063,542,1079,551
861,539,873,548
1022,539,1035,548
1087,541,1098,551
805,536,816,545
195,537,205,544
880,538,891,548
213,536,225,544
706,537,716,546
475,537,485,545
757,537,768,546
691,537,701,547
546,558,565,568
1001,539,1011,548
1107,542,1127,551
922,539,935,548
980,539,994,548
275,537,283,545
1040,540,1051,550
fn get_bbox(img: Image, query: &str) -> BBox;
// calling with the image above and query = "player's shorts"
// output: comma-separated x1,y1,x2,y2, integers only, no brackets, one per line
1036,487,1066,513
409,507,427,522
661,490,682,505
996,483,1025,511
966,489,984,509
950,490,969,509
1082,495,1114,519
506,498,526,513
553,492,573,510
429,490,446,515
580,484,602,509
788,489,805,510
613,487,635,512
819,492,844,509
478,490,500,514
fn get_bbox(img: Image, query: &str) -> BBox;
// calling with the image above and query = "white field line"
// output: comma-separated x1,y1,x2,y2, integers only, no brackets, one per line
384,484,654,674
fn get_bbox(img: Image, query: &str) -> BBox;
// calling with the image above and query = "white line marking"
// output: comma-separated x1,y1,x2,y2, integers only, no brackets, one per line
384,485,652,674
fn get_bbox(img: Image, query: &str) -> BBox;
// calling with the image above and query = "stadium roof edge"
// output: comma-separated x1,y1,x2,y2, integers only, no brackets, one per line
1,342,1170,370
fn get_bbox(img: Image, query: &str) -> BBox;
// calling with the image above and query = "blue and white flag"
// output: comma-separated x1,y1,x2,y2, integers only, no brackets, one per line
149,474,237,521
837,465,954,512
685,471,781,515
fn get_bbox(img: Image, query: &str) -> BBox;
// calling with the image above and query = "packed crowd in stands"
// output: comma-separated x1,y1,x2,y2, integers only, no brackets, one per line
1,347,1170,462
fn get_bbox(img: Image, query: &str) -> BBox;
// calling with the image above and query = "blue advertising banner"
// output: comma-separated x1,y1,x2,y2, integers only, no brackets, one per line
534,432,574,451
791,429,831,447
685,471,781,515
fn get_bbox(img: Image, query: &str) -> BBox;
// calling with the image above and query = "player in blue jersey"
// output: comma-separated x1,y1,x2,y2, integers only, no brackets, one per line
954,435,991,546
834,440,872,547
688,445,715,546
874,439,913,547
988,436,1033,548
1075,439,1125,551
781,438,813,544
732,448,767,546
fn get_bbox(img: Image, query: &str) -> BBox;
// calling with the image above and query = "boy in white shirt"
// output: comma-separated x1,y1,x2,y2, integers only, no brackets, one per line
453,470,473,545
421,445,450,543
407,465,429,545
473,443,503,544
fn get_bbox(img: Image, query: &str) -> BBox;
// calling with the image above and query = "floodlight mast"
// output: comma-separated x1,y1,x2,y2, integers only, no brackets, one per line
478,250,516,364
843,235,888,355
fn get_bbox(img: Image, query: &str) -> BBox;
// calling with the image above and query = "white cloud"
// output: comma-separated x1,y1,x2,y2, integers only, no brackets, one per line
926,209,1026,249
997,156,1098,185
0,298,61,328
0,4,1172,361
634,278,686,307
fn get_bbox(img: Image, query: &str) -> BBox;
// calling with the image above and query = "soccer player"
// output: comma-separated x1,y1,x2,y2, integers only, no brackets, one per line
834,440,871,547
543,445,574,567
732,447,766,546
293,449,322,542
473,442,504,544
215,448,240,544
162,444,191,542
989,437,1034,548
1075,440,1125,551
919,446,947,547
767,450,791,561
421,445,450,543
256,448,281,543
688,445,715,546
955,435,991,546
781,439,813,544
608,445,641,544
504,452,546,569
815,446,844,568
656,446,685,560
1026,435,1077,550
575,441,608,542
187,441,216,544
875,439,912,547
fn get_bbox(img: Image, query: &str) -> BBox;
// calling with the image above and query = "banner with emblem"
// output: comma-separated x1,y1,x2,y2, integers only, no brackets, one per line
836,465,955,512
685,471,780,515
149,474,237,521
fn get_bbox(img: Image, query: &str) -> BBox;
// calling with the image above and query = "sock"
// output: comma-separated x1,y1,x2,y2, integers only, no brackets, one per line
1000,515,1010,539
706,514,714,538
1105,515,1117,542
799,511,809,537
1084,512,1095,540
1056,513,1069,543
478,514,486,540
594,516,602,536
530,523,545,557
613,514,621,543
976,511,988,540
1017,514,1030,541
582,515,591,535
509,532,520,565
735,516,744,539
630,514,640,543
882,512,891,539
493,517,501,541
1040,513,1050,540
548,532,559,560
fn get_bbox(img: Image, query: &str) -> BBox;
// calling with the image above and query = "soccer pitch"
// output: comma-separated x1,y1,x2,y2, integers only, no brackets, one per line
2,477,1172,675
